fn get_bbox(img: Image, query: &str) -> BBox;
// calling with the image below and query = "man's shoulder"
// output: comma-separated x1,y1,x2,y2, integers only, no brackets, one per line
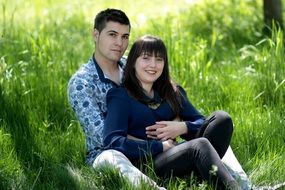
72,59,96,77
68,59,99,85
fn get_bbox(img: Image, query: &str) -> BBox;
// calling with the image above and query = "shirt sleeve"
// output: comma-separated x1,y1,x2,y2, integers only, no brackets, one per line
103,88,163,160
178,86,205,136
67,73,104,156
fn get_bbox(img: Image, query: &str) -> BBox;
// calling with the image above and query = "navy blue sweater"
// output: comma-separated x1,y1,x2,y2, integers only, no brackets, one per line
103,86,205,160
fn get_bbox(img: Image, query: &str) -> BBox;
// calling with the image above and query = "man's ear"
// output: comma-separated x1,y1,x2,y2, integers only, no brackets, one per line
93,29,99,41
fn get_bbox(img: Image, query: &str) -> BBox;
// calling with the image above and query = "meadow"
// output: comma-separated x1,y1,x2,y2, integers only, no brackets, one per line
0,0,284,189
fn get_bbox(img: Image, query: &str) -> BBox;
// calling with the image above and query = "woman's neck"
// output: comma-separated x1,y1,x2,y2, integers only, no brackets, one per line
142,84,154,98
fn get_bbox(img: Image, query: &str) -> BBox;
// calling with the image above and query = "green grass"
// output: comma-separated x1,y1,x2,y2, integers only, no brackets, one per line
1,0,285,189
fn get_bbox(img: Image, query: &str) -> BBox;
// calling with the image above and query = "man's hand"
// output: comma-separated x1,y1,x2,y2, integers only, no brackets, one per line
162,139,175,151
146,121,188,141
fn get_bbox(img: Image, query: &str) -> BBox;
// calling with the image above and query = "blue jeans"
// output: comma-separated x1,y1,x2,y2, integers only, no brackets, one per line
154,110,248,189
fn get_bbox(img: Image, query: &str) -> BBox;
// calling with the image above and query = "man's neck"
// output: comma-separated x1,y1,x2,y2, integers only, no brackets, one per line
94,53,121,85
94,53,118,73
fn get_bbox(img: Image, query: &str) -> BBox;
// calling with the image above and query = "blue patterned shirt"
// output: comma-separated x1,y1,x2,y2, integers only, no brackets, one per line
67,56,125,165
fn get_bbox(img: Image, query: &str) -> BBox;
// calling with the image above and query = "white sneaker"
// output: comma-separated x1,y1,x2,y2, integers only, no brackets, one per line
252,182,285,190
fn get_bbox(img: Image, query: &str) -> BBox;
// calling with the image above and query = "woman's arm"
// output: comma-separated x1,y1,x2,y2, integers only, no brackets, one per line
146,86,205,140
103,88,163,160
178,86,205,134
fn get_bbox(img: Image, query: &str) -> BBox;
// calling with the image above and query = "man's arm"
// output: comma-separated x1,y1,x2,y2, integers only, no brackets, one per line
67,74,105,154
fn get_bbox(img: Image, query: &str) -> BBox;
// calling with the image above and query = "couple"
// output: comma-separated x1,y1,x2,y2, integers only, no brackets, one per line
68,8,249,190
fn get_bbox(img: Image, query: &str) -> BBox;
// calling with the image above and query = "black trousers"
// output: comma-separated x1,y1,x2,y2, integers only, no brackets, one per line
154,110,238,189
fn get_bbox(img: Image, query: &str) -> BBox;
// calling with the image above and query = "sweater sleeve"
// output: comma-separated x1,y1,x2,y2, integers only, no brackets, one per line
178,86,205,137
103,88,163,160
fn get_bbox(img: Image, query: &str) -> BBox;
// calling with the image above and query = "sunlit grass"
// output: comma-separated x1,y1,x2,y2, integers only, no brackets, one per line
1,0,284,189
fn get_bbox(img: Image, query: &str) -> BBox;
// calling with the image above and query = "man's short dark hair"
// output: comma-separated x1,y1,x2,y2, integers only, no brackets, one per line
94,8,131,32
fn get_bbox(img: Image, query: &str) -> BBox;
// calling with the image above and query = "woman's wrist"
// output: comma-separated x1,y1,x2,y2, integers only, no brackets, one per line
180,122,188,135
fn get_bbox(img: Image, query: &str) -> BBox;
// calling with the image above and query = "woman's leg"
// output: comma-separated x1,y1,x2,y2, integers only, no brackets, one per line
154,138,240,189
196,110,233,158
198,111,251,189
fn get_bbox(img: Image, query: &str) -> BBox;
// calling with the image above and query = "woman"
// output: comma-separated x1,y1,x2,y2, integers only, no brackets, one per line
103,35,241,190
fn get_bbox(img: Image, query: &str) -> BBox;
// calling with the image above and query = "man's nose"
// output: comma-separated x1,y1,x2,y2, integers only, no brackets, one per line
115,37,123,47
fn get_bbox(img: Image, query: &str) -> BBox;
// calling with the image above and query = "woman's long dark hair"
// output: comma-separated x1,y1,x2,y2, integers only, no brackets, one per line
123,35,181,115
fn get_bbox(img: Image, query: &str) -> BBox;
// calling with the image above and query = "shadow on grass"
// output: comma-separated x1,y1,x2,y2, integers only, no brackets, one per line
0,85,81,189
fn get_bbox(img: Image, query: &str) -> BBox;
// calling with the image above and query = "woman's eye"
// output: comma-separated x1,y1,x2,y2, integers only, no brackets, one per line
141,54,149,59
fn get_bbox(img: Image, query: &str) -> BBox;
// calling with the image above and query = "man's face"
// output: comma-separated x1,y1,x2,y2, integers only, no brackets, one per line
94,21,130,63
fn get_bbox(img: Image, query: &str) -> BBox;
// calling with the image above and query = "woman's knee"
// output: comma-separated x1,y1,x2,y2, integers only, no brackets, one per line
191,137,212,151
214,110,232,121
213,110,233,130
188,138,218,161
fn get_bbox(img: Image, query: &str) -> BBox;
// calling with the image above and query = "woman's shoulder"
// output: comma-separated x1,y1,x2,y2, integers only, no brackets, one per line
174,84,189,101
177,85,186,93
107,86,129,99
170,81,185,93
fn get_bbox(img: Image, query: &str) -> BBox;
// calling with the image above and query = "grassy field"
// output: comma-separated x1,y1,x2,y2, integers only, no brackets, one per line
0,0,284,189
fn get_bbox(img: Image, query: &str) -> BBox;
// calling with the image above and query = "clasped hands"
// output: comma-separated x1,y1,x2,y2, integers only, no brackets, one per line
127,121,187,152
146,121,187,151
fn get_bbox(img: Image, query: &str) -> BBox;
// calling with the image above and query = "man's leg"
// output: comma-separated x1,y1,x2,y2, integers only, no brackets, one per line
222,146,252,190
93,149,166,190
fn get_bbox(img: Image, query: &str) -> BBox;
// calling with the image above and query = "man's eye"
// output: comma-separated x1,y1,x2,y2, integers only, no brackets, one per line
122,35,129,40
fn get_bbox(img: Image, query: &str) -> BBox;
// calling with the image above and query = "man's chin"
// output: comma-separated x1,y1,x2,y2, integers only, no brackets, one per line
112,55,123,62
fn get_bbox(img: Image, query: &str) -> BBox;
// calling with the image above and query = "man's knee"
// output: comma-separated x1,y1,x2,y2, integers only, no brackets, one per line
93,149,130,168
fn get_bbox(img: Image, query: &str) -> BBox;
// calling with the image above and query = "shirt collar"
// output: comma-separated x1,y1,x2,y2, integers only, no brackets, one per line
142,90,162,103
92,55,124,85
143,90,163,109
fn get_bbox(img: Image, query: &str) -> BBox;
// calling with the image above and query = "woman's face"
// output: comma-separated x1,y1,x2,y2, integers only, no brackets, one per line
134,52,164,88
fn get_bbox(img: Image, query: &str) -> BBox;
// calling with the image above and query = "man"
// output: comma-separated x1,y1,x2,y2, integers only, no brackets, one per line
67,8,164,189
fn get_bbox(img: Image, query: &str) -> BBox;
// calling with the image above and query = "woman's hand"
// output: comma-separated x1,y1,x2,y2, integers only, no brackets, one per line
146,121,187,141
